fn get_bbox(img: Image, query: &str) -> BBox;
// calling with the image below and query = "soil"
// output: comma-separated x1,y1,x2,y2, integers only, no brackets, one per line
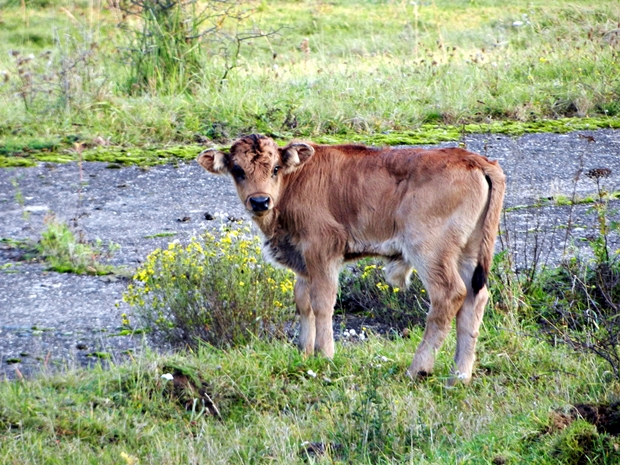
1,129,619,379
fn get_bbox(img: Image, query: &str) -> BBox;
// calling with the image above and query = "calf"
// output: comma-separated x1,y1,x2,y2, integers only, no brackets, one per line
198,134,505,383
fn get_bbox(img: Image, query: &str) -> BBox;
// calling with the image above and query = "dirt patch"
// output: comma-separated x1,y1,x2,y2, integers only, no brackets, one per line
1,129,619,379
547,402,620,436
572,403,620,436
163,368,221,420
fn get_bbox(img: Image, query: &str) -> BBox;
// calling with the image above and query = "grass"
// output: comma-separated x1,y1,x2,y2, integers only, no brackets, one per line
35,217,119,275
1,215,121,275
2,1,620,462
1,323,618,464
0,0,619,163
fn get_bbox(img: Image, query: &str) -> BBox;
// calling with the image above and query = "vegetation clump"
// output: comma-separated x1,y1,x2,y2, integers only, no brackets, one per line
337,258,429,331
36,216,119,275
124,225,295,348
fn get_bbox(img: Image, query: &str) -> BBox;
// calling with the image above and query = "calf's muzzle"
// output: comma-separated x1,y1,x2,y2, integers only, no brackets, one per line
249,195,270,212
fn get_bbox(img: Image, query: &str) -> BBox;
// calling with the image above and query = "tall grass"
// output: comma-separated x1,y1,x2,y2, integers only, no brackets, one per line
0,0,619,148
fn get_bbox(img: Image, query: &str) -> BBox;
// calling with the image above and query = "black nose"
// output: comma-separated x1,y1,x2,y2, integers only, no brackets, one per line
249,196,270,212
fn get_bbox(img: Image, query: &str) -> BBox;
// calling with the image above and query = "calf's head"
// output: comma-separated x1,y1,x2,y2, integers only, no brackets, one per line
197,134,314,216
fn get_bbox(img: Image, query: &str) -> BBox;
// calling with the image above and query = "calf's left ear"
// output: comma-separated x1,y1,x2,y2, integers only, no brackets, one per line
280,143,315,173
197,149,229,174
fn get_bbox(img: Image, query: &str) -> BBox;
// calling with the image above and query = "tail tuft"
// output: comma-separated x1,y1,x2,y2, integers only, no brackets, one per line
472,263,487,295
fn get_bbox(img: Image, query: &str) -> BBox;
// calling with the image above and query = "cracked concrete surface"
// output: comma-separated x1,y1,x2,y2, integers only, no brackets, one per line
1,129,619,378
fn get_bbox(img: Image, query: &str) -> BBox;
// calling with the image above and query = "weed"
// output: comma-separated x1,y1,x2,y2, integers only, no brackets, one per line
10,176,30,222
36,215,119,275
5,28,104,113
332,365,402,462
337,258,428,331
497,164,620,380
117,0,278,94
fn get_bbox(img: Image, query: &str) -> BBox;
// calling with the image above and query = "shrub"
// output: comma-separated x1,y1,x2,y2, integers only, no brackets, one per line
337,258,429,331
118,0,206,95
123,225,295,348
117,0,278,94
6,30,104,113
528,168,620,378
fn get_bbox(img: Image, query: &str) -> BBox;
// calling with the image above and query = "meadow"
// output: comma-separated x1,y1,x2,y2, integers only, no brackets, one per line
1,0,620,463
0,0,619,163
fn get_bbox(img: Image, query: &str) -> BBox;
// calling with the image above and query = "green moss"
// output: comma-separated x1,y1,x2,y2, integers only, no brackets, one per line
554,195,572,206
82,146,202,166
1,117,618,168
313,117,620,147
114,329,146,336
33,154,76,164
144,232,177,239
314,125,461,146
87,352,112,360
0,156,37,168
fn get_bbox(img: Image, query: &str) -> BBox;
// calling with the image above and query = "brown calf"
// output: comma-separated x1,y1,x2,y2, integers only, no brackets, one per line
198,134,505,383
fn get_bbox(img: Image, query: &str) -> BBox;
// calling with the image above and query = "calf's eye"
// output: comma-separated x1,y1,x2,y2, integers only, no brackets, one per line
231,166,245,181
273,166,281,177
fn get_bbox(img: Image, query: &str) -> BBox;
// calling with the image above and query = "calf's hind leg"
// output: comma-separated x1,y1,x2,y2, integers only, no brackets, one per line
407,260,467,379
452,280,489,384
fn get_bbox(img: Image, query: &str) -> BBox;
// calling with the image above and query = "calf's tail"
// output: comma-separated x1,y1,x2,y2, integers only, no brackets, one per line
472,161,506,294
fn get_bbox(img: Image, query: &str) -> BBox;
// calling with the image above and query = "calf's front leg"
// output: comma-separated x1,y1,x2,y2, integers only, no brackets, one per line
295,277,315,356
307,268,339,358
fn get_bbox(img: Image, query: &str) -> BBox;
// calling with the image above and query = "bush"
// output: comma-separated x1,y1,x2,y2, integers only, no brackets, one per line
123,225,295,348
117,0,278,94
6,29,104,113
528,168,620,377
337,258,429,331
118,0,206,95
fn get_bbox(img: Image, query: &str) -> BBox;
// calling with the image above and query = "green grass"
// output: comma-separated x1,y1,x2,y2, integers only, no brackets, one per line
16,216,121,275
0,0,619,161
2,1,620,462
0,325,618,464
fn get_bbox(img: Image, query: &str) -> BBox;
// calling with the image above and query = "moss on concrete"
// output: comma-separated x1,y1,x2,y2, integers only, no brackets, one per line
1,117,618,168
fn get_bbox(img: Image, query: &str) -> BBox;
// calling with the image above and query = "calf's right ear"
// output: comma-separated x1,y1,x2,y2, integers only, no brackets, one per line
197,149,229,174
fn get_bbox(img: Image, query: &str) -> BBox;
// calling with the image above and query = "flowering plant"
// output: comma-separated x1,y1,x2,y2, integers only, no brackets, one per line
124,224,295,347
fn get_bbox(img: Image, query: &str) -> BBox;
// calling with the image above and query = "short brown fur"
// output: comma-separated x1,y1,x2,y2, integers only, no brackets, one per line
198,134,506,383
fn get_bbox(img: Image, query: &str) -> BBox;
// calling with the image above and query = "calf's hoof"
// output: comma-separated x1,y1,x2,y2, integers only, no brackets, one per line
405,368,431,380
446,371,472,387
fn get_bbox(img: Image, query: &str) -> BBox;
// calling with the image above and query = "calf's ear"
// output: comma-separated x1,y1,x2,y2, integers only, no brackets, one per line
280,143,315,173
197,149,229,174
